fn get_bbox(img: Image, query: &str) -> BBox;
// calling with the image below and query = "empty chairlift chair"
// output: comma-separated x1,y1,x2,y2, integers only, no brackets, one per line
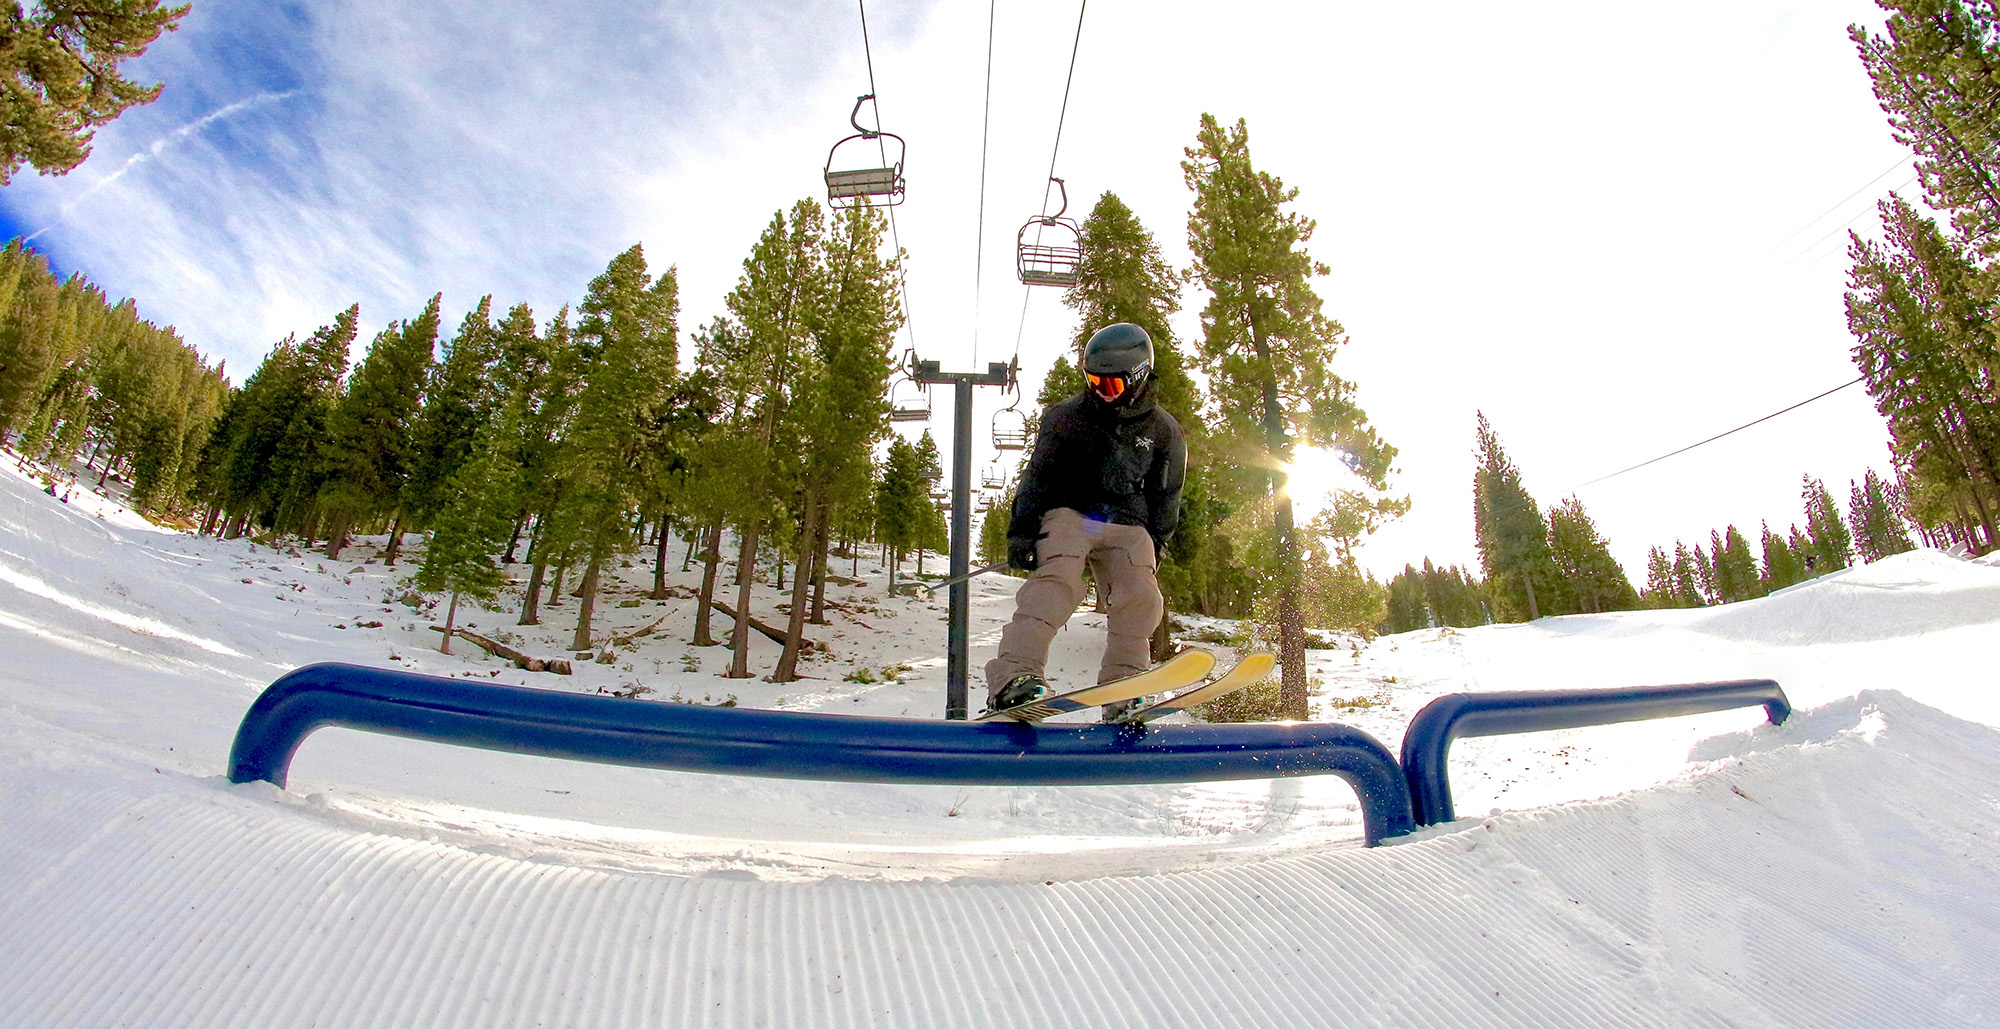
1017,177,1082,287
992,397,1034,452
887,351,931,422
825,95,907,209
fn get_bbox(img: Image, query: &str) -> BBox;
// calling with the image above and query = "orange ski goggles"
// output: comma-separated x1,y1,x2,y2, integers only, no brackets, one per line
1086,371,1129,402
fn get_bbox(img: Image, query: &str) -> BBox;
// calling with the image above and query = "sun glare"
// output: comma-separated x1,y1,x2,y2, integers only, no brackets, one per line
1280,446,1364,522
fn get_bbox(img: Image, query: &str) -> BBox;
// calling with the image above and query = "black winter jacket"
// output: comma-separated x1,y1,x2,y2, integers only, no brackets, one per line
1008,383,1185,549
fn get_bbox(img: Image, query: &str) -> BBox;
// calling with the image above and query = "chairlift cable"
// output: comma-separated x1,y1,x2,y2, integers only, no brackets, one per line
1783,171,1921,266
1009,0,1089,374
855,0,919,356
1577,376,1866,488
972,0,998,365
1768,153,1912,251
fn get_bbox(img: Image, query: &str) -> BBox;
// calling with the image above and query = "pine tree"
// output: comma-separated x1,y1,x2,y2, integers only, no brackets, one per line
560,246,680,653
1848,468,1918,562
773,203,899,680
515,305,579,626
414,406,521,654
1788,523,1823,576
1641,546,1677,608
1182,114,1399,717
1712,525,1764,604
1850,2,2000,258
1472,413,1558,621
1669,542,1705,608
1382,564,1429,633
319,296,439,558
875,435,931,588
403,298,499,540
214,337,312,536
1803,475,1854,571
712,204,823,676
0,0,189,184
1546,496,1638,614
0,250,61,432
1761,522,1805,591
1845,197,2000,549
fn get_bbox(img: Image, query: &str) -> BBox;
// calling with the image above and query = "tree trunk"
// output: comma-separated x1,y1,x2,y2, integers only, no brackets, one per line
518,518,547,624
546,562,567,607
682,532,698,573
519,558,547,625
440,592,460,654
809,502,833,625
502,513,526,564
1247,290,1308,722
650,517,672,599
1150,605,1174,663
1522,571,1542,621
726,526,761,678
323,511,352,561
775,488,823,681
383,511,405,567
692,520,723,646
569,556,603,652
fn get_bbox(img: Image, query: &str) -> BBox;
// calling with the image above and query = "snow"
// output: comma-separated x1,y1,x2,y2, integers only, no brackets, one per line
2,456,1998,1026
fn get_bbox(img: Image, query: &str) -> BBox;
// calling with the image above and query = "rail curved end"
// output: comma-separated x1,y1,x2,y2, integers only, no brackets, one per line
1402,679,1790,828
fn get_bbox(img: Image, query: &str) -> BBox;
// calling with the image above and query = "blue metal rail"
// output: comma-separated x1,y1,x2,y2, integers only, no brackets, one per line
229,663,1416,845
1400,679,1792,827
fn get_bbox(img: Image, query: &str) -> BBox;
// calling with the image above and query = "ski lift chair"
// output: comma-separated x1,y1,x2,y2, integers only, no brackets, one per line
1016,178,1082,287
981,465,1007,490
992,407,1034,451
887,350,932,422
888,379,932,422
825,95,907,210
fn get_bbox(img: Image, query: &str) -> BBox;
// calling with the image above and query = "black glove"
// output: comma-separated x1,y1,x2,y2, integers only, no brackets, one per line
1008,535,1041,572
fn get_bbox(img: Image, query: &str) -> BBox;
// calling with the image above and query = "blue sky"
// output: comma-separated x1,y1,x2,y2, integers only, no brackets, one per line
0,0,1923,579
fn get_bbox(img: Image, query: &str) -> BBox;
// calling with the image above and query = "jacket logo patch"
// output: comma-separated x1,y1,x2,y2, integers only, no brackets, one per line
1135,438,1155,451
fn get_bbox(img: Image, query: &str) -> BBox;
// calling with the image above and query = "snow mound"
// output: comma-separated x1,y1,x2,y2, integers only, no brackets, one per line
1689,548,2000,646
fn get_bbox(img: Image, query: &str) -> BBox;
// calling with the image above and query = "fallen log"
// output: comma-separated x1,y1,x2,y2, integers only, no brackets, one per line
708,599,818,654
429,626,573,674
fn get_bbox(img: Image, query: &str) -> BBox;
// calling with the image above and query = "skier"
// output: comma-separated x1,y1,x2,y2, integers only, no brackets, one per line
984,322,1186,719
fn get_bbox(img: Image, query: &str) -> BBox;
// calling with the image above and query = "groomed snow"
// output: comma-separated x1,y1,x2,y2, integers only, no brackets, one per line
2,458,1997,1027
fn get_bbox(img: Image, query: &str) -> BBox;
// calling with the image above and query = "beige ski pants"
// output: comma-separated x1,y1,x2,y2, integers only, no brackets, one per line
984,507,1163,702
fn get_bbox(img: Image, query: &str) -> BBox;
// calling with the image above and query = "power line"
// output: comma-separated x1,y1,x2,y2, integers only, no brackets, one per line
1577,376,1867,488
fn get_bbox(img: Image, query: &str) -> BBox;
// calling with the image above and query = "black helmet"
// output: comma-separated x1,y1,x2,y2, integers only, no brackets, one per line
1081,322,1153,404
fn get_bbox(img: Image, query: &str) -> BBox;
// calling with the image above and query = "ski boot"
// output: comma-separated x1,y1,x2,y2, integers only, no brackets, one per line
985,674,1047,715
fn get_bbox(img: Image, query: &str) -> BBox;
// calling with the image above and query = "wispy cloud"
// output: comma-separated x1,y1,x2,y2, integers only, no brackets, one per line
26,90,300,242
